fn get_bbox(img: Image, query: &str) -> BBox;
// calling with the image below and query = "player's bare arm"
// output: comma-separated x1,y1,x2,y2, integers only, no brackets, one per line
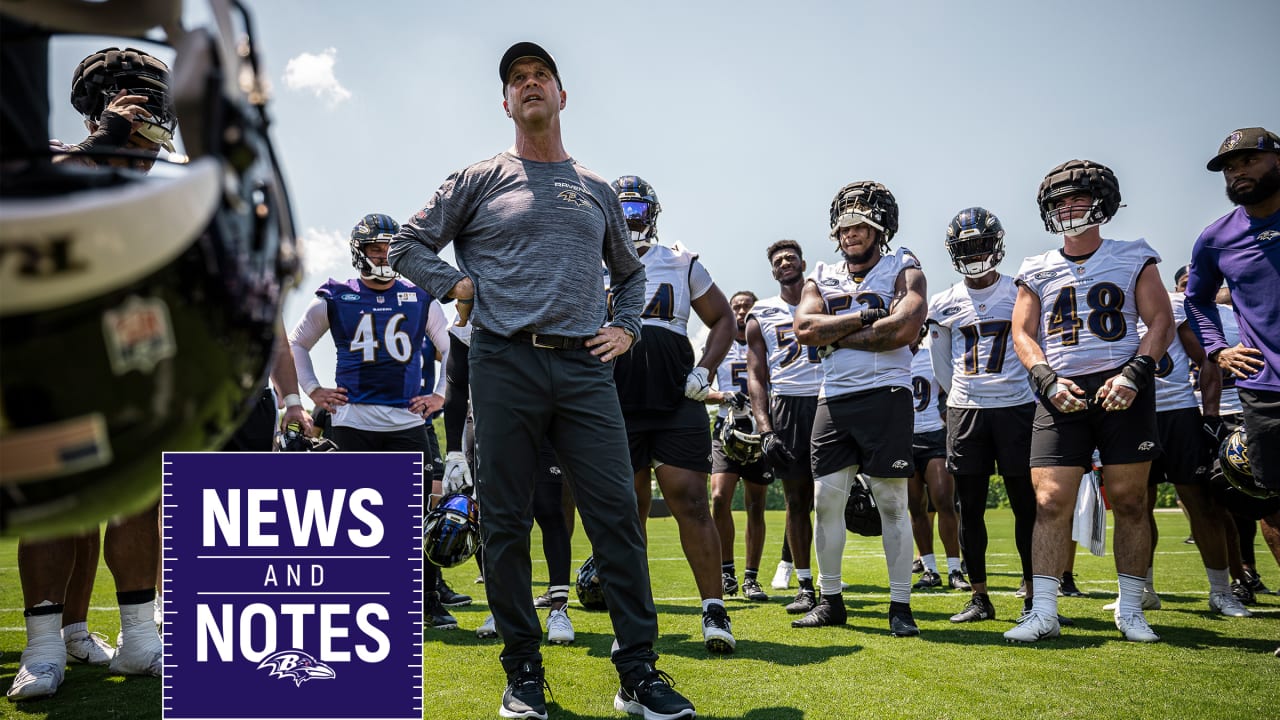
832,266,927,352
744,317,773,432
692,283,736,372
794,281,874,346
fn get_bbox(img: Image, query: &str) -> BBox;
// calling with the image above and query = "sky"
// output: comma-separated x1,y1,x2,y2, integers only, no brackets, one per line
45,0,1280,390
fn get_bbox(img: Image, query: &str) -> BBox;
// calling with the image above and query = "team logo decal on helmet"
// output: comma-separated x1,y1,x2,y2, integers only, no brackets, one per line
350,213,400,282
576,555,608,610
1037,159,1122,236
611,175,661,248
423,493,481,568
1218,428,1276,500
945,207,1006,277
719,397,763,466
829,181,899,248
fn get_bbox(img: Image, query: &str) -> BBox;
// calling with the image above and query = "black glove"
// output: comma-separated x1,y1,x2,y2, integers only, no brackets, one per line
859,307,889,326
1201,415,1225,449
72,111,133,153
1030,363,1060,399
1120,355,1157,392
728,391,749,411
760,431,796,469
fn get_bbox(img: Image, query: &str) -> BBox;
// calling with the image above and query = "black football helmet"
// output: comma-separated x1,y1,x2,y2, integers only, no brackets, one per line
274,422,338,452
350,213,400,282
70,47,176,151
0,0,300,537
1218,427,1276,500
945,207,1005,277
1037,159,1122,235
829,181,899,247
611,175,661,248
719,400,763,465
575,555,608,610
844,474,882,537
423,493,481,568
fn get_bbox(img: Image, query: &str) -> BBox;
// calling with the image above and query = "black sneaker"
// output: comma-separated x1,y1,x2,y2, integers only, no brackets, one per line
425,592,457,630
500,662,549,720
741,577,769,602
791,594,846,627
913,569,941,590
615,664,695,719
702,604,736,653
1232,579,1257,605
948,569,972,591
1243,568,1271,595
785,588,817,614
888,601,920,637
722,572,739,597
950,592,996,623
437,577,472,607
912,557,925,574
1059,572,1085,597
532,590,553,609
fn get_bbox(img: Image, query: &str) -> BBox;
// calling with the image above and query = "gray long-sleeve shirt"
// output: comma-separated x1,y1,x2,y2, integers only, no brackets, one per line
389,152,645,341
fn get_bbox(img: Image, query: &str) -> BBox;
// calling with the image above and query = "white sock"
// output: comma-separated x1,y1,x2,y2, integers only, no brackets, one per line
702,598,725,613
947,557,962,575
119,601,157,644
921,553,938,573
23,609,65,661
1031,575,1060,617
796,568,812,581
1117,573,1147,615
814,468,856,596
866,475,913,604
61,621,88,639
778,560,794,570
1206,567,1230,596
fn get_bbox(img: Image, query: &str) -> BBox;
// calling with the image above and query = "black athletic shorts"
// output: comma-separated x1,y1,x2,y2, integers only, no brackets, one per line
945,403,1034,477
1148,407,1209,486
811,386,914,478
625,400,712,474
1030,366,1160,469
912,428,947,469
1240,388,1280,494
769,394,818,482
711,417,774,484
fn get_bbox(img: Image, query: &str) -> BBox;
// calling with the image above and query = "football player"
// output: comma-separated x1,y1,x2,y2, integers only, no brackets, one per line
609,175,739,653
1006,160,1173,643
289,213,453,629
793,182,927,636
906,330,969,593
745,240,826,616
928,208,1040,625
709,290,773,603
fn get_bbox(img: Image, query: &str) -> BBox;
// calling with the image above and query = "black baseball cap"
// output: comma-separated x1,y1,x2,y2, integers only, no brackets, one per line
1174,264,1189,287
1206,127,1280,171
499,42,561,91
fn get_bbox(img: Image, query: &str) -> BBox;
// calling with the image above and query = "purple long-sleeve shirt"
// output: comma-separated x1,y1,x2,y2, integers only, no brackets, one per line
1184,205,1280,392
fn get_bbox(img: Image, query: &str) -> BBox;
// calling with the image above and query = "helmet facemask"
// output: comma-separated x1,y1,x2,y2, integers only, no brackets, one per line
1043,191,1108,236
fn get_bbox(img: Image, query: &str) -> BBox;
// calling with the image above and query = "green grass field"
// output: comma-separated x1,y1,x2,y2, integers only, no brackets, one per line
2,508,1277,719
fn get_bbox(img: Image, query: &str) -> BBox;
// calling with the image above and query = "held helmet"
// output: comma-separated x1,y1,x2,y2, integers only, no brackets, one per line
945,207,1005,277
1218,427,1277,500
70,47,176,151
575,555,608,610
0,0,301,537
611,175,661,248
1037,159,1122,235
350,213,400,282
719,399,763,465
423,493,481,568
844,473,882,536
829,181,898,248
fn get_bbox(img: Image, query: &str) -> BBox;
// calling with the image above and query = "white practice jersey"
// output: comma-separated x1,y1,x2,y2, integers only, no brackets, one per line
748,295,824,398
911,345,944,433
1148,292,1197,413
1193,304,1243,417
605,242,712,337
1015,238,1160,377
714,339,751,418
927,274,1035,409
808,247,919,397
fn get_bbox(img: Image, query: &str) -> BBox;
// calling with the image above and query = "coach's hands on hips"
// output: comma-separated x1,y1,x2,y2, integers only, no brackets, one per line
450,277,475,327
443,451,472,495
309,386,348,413
1216,343,1264,380
587,325,633,362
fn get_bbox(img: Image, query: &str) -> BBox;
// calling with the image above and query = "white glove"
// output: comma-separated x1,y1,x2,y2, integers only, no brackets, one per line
443,451,472,494
684,367,712,401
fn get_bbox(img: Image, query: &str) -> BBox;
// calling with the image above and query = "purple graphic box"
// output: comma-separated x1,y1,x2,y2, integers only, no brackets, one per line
162,452,423,720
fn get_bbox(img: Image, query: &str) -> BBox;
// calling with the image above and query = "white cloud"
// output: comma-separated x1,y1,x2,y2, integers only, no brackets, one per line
299,227,349,278
282,48,351,106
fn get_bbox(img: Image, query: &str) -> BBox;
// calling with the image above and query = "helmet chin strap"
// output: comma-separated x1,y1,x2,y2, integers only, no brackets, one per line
630,229,657,248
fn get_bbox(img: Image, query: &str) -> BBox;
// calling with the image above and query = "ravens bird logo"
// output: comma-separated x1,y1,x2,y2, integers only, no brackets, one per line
558,190,591,207
257,650,337,687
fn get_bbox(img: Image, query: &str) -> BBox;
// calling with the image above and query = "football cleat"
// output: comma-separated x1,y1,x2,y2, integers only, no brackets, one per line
1209,592,1253,618
785,588,817,614
1004,612,1061,643
615,664,695,720
424,592,457,631
950,593,996,623
913,569,941,590
477,614,499,639
533,590,554,609
888,602,920,637
702,604,736,653
1059,572,1085,597
6,661,64,702
109,629,162,677
1114,611,1161,643
437,577,472,607
791,594,846,628
65,630,115,666
948,569,972,592
1243,568,1271,595
722,572,739,597
500,661,549,720
771,561,794,590
546,608,575,645
911,557,925,574
1231,578,1257,605
742,577,770,602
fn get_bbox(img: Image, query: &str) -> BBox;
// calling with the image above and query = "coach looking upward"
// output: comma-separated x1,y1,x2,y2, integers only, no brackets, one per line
390,42,695,720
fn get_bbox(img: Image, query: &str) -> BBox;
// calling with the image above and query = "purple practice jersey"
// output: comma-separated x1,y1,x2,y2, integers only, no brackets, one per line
320,279,436,407
1184,206,1280,392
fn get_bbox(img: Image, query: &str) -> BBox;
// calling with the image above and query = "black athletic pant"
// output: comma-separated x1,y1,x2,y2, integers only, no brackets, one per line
533,443,571,589
443,333,470,453
955,473,1036,585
